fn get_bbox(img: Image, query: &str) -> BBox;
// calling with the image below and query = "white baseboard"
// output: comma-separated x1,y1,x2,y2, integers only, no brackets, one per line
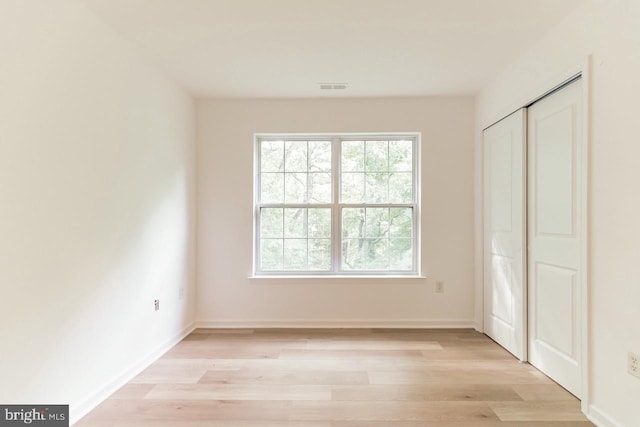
587,404,622,427
195,319,476,329
70,322,196,426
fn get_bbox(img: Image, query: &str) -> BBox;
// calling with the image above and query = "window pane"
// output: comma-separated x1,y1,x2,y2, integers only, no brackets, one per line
285,173,307,203
390,238,413,270
389,172,413,203
365,208,390,238
261,140,284,172
389,208,412,238
261,239,283,270
309,141,331,172
342,238,365,270
285,141,307,172
342,208,365,238
284,239,307,270
389,140,412,172
261,173,284,203
341,140,364,172
365,140,388,172
309,238,331,270
341,172,365,203
365,172,388,203
284,208,306,238
367,238,389,270
309,172,331,203
308,208,331,238
260,208,283,238
341,207,414,271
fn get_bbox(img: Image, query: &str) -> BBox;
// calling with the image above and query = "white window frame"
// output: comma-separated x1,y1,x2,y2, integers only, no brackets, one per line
253,132,421,277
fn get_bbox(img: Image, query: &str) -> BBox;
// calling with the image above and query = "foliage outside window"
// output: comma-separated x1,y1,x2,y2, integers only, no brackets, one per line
255,134,419,275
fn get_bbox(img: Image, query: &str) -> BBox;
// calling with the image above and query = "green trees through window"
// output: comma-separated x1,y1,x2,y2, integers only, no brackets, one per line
256,134,418,275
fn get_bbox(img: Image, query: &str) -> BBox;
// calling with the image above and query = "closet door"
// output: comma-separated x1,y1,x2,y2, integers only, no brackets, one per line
528,79,583,397
483,109,527,360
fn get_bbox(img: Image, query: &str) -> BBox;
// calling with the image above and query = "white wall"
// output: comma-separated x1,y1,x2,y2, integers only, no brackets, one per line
197,97,475,327
475,1,640,425
0,0,196,422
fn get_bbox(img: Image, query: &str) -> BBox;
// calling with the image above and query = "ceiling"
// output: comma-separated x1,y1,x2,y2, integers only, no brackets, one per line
83,0,584,98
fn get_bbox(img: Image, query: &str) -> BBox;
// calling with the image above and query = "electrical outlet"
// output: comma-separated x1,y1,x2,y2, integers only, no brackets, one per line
629,352,640,378
154,299,160,311
435,281,444,293
179,287,184,299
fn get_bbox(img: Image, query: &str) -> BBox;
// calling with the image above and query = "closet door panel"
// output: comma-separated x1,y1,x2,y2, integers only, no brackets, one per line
483,109,526,360
528,80,583,397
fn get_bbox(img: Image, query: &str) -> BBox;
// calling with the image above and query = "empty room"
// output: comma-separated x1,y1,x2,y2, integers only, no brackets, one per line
1,0,639,426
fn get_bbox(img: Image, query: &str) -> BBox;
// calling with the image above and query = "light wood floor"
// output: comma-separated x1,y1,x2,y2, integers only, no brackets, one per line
76,329,594,426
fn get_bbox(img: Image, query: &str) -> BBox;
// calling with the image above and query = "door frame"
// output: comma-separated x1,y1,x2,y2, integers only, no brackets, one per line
478,57,590,413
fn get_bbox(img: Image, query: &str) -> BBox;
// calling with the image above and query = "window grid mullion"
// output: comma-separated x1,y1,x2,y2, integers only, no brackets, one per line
283,141,287,205
338,203,414,208
304,208,309,270
306,140,309,204
363,141,368,203
332,137,341,274
281,206,285,270
363,207,368,270
387,141,390,204
259,203,332,209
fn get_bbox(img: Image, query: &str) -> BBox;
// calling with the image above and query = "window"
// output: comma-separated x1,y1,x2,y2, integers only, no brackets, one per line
254,133,420,276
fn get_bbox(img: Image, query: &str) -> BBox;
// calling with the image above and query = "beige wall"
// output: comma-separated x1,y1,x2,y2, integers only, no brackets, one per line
476,1,640,425
0,0,196,421
197,97,475,327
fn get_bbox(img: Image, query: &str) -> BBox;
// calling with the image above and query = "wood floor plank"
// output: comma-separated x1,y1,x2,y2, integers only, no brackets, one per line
154,358,249,373
153,358,371,372
118,422,325,427
288,401,499,422
489,401,589,421
368,369,553,385
421,349,515,360
192,329,256,335
331,422,595,427
281,340,443,351
331,384,523,401
76,418,329,427
145,384,332,401
199,369,369,385
108,384,154,400
511,384,579,401
130,365,209,384
253,328,372,335
235,358,524,372
82,400,294,421
163,346,281,360
279,349,425,360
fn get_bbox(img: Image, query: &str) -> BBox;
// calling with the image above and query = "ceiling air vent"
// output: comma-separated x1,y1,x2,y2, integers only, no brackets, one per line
319,82,348,90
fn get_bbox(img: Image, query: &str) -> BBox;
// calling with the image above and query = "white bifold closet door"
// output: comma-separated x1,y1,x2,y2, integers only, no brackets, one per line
527,80,583,398
483,109,527,361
